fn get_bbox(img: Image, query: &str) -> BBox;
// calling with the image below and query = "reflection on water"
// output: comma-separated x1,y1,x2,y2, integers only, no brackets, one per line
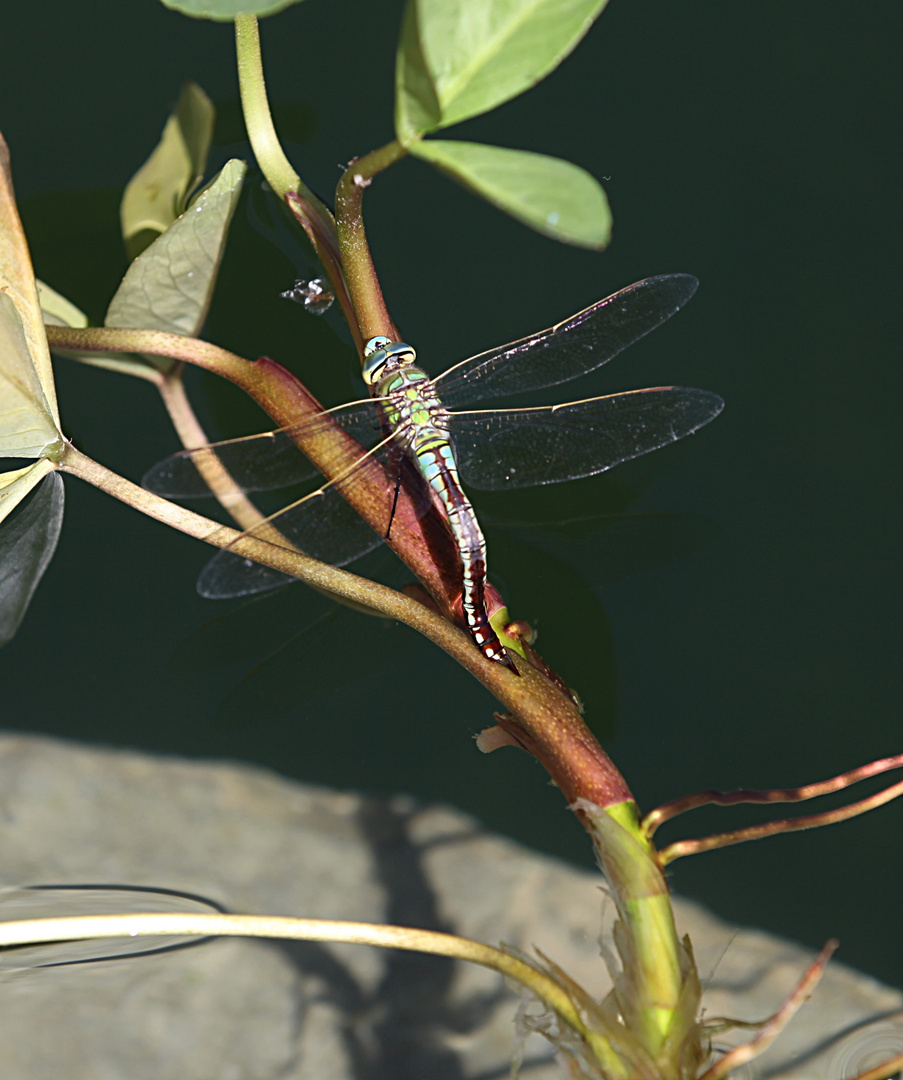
0,885,223,972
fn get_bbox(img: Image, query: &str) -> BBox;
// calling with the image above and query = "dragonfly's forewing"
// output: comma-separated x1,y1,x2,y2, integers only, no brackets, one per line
433,274,699,408
142,399,380,497
448,387,724,491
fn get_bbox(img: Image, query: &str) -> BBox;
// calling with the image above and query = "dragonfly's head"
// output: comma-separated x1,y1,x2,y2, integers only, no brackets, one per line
362,336,417,387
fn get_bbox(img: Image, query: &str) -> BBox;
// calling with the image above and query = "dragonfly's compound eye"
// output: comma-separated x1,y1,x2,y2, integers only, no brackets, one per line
362,337,417,385
364,335,393,358
362,337,392,385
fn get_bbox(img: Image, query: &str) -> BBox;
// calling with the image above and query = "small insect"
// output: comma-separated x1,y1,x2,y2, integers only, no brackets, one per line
279,277,335,315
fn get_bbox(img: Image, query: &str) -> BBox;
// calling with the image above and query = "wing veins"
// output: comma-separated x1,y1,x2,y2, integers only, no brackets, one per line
220,427,400,558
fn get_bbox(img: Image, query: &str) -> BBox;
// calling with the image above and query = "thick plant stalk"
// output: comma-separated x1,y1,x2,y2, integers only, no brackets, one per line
333,141,406,342
576,799,695,1070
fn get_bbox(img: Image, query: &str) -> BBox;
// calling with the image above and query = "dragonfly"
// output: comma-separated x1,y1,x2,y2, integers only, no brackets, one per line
143,274,723,672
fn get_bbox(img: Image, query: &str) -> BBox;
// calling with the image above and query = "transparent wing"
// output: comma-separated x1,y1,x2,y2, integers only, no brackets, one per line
433,275,699,408
197,482,384,598
447,387,724,491
195,440,434,599
142,398,381,497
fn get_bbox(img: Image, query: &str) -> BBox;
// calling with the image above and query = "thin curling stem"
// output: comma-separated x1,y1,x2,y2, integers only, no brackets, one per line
234,15,304,201
659,778,903,865
645,753,903,834
234,15,355,337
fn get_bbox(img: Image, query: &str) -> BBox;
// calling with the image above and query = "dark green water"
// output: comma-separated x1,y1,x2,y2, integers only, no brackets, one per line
1,0,901,991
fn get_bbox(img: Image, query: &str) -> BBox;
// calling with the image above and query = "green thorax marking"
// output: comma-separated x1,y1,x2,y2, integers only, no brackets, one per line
362,339,445,438
379,371,439,432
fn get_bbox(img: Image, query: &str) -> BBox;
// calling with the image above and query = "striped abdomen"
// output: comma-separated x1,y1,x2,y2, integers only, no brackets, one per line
375,363,516,673
408,423,517,673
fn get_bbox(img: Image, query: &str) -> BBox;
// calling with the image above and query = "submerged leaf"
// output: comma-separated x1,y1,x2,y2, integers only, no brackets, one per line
121,82,215,258
0,469,63,646
396,0,610,139
409,140,611,248
106,158,246,337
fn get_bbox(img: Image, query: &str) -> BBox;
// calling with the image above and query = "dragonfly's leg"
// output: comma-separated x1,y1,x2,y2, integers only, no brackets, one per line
384,457,404,541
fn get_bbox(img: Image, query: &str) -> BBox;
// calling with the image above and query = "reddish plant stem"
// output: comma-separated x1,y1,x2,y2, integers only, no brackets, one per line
225,7,635,819
697,941,838,1080
659,778,903,865
645,752,903,834
46,322,634,812
226,6,635,817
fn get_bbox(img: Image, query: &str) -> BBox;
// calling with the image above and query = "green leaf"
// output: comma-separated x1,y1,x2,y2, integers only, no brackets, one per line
409,140,611,249
157,0,307,20
396,0,610,139
0,459,56,525
35,280,88,332
37,281,162,383
120,82,215,259
395,0,443,144
0,293,63,457
0,467,63,646
0,139,64,645
106,159,247,338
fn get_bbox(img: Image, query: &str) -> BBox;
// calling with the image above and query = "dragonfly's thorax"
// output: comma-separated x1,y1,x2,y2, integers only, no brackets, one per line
379,366,449,442
361,338,450,440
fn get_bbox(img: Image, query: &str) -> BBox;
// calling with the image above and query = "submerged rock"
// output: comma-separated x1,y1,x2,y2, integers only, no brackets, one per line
0,734,899,1079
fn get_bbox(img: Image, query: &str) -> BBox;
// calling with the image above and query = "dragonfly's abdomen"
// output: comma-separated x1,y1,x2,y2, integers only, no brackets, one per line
408,425,516,673
379,367,516,673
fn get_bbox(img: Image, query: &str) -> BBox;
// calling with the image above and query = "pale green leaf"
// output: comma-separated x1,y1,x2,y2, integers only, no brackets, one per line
0,459,56,525
409,140,611,249
0,294,64,457
121,82,215,258
0,467,63,646
396,0,610,139
395,0,443,144
35,280,88,331
0,133,62,449
37,280,167,383
157,0,307,20
106,158,247,337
